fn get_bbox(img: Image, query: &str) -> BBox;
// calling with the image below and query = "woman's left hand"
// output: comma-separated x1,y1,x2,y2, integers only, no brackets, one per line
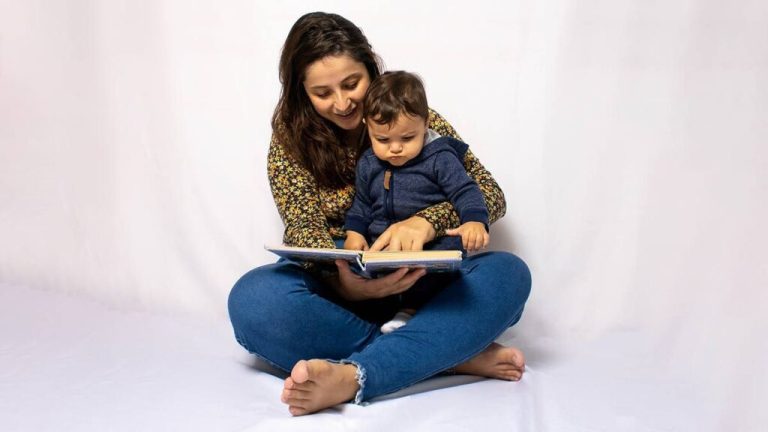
333,260,426,301
369,216,436,251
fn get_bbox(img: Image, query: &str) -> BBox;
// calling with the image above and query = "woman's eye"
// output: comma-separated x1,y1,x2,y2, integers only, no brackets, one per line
343,81,358,90
316,92,330,98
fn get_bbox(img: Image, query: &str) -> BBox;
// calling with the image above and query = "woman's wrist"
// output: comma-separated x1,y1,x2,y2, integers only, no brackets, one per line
324,263,369,302
322,272,353,301
409,215,437,243
415,203,455,238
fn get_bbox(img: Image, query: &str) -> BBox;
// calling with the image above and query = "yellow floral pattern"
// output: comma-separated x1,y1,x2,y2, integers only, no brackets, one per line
267,109,507,249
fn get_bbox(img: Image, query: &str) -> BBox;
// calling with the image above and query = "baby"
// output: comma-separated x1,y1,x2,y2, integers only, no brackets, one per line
344,70,490,333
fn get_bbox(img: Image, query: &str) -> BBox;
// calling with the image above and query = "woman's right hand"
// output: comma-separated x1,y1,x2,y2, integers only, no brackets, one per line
333,260,426,301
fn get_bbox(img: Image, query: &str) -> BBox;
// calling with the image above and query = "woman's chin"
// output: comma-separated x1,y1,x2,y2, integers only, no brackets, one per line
333,111,362,130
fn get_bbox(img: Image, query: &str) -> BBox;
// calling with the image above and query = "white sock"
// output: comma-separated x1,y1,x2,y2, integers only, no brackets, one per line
380,311,414,334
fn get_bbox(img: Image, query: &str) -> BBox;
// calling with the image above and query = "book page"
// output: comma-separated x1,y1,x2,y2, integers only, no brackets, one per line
361,250,462,262
361,250,462,273
264,245,360,263
264,245,463,275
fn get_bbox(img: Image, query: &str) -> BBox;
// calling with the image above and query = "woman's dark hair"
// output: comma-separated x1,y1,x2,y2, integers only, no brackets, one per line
272,12,383,188
364,71,429,126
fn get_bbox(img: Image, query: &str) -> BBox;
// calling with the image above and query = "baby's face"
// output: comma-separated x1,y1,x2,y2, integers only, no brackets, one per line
367,113,427,167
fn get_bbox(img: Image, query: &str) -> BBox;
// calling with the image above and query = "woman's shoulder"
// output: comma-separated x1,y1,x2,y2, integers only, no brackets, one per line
268,121,312,176
270,118,290,147
427,108,463,141
268,119,301,161
268,126,289,160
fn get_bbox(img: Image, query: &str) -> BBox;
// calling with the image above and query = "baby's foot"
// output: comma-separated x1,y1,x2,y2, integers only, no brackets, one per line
454,343,526,381
380,311,413,334
280,359,359,416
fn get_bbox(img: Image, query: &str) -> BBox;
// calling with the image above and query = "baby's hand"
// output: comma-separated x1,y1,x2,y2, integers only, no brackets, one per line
344,231,369,251
445,222,489,251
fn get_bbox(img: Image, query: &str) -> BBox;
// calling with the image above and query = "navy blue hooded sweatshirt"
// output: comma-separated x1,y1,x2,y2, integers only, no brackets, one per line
345,134,489,251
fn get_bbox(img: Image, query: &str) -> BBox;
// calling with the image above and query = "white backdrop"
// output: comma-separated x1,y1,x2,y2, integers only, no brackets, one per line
1,0,766,429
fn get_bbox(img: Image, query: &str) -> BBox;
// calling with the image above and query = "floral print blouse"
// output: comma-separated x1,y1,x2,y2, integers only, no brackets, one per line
267,109,506,249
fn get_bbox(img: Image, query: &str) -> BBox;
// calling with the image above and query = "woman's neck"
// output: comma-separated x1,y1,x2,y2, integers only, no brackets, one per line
341,123,366,148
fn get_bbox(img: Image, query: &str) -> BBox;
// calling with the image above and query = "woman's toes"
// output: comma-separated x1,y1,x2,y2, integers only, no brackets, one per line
291,359,312,384
284,377,295,390
289,405,308,416
510,349,525,368
282,389,309,403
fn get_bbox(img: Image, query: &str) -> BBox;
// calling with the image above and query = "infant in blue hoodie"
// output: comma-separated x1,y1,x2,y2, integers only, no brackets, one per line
344,71,491,333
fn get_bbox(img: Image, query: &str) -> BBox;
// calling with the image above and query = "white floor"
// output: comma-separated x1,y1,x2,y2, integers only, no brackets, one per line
0,283,723,431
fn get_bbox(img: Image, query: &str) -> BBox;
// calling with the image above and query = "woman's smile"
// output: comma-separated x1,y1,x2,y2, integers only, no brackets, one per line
336,106,357,118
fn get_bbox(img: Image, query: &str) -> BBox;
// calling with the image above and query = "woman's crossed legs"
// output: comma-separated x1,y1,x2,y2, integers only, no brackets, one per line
228,251,531,415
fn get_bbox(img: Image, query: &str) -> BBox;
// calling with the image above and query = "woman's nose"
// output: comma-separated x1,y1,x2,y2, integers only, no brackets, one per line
334,93,351,112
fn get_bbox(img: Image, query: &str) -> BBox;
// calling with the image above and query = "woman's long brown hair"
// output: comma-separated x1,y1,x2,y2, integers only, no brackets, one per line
272,12,383,188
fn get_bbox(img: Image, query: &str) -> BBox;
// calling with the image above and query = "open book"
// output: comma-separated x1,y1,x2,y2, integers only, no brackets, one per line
265,244,463,277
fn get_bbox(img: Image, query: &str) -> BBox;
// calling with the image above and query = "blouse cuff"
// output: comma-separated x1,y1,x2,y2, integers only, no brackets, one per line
415,202,460,237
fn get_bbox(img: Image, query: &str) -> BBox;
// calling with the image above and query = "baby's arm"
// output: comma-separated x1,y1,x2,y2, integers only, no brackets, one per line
344,155,373,251
344,231,369,251
433,148,490,251
445,222,489,251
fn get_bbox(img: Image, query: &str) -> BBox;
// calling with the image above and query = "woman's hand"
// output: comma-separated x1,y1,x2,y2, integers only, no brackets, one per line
333,260,426,301
369,216,437,252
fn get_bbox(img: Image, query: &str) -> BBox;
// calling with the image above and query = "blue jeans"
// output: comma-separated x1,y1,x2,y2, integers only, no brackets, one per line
227,251,531,403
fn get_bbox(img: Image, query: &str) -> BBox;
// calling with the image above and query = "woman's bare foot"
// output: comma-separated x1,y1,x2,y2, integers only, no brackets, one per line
280,359,360,416
454,343,526,381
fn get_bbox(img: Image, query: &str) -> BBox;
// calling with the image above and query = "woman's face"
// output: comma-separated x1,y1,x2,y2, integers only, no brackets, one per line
303,54,371,131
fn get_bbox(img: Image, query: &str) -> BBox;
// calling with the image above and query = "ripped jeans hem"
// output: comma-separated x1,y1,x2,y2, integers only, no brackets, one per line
327,358,368,406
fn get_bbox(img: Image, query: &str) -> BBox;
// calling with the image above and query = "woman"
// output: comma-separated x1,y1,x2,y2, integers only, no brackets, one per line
228,12,531,416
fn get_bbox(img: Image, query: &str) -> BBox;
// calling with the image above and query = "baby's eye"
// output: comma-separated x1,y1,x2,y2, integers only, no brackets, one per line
376,137,389,143
402,135,415,141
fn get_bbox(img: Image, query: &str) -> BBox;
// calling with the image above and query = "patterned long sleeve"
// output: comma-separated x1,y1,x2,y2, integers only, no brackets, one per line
266,109,505,248
415,109,507,236
267,132,336,249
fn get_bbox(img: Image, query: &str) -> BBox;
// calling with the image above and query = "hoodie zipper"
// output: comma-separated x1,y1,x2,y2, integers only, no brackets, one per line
384,169,395,222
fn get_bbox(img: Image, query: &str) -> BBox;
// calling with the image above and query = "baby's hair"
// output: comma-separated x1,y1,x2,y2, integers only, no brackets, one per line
364,71,428,126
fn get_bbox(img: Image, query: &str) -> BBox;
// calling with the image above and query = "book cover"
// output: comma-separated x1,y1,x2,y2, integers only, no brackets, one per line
264,245,463,276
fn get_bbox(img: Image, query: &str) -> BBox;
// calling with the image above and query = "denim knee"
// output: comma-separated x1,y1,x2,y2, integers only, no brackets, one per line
227,262,300,354
228,268,263,352
491,252,532,304
466,251,532,325
228,261,383,371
